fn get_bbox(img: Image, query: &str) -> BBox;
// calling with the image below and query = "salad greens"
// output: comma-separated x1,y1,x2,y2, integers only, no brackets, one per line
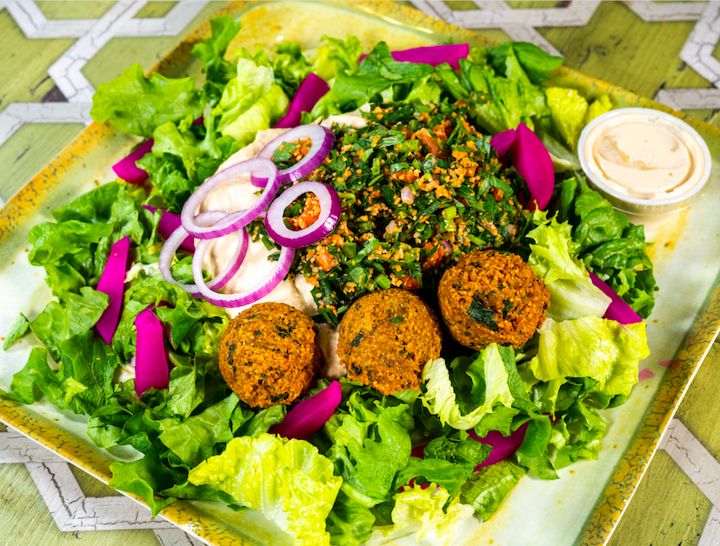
2,15,658,546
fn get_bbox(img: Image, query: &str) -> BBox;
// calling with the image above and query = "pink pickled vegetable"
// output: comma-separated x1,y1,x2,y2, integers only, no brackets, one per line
589,271,642,324
490,128,516,157
134,306,169,397
359,43,470,70
95,236,131,345
275,73,330,129
270,381,342,440
470,422,529,469
112,139,154,184
142,205,195,252
192,117,204,126
490,123,554,210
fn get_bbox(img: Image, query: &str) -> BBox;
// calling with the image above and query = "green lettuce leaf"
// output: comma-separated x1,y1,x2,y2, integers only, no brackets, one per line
420,344,515,430
326,489,375,546
3,313,30,350
90,64,203,137
487,42,563,85
367,484,478,546
189,434,342,546
192,15,242,106
545,87,588,150
530,316,650,397
585,94,613,124
214,57,289,146
273,41,313,96
460,459,526,521
528,212,611,321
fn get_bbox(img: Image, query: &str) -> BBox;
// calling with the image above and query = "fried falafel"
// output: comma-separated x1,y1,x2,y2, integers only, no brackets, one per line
337,289,442,395
218,302,321,409
438,250,550,350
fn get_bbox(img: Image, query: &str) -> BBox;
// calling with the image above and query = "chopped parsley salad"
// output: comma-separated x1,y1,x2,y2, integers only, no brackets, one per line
1,15,658,546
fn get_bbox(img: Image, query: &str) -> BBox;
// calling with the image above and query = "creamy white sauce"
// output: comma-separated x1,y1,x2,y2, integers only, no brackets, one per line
581,111,706,200
199,114,366,378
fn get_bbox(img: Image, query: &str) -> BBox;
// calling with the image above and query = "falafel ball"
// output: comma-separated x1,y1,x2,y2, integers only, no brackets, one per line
219,302,321,409
337,289,442,395
438,249,550,350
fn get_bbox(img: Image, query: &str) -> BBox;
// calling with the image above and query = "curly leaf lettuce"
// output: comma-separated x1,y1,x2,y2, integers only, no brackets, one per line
90,64,203,137
367,484,478,546
214,57,289,146
421,343,515,430
528,212,611,321
460,459,526,521
189,434,342,546
530,316,650,397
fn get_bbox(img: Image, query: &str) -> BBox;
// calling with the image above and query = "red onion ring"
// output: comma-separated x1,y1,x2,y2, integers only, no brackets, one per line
191,241,296,308
180,158,279,240
257,125,335,184
158,211,248,297
264,181,341,248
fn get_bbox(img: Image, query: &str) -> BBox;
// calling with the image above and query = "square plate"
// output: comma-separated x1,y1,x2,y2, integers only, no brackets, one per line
1,2,720,545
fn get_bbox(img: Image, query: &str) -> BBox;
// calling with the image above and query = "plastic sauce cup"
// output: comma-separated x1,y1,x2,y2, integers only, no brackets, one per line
578,107,712,230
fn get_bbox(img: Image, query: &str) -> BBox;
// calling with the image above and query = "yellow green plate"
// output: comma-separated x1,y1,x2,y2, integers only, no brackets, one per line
1,2,720,545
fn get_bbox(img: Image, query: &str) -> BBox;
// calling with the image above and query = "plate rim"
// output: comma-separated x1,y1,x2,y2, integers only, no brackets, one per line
1,2,720,546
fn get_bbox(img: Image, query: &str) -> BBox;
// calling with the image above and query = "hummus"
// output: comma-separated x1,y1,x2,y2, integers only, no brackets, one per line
199,114,368,379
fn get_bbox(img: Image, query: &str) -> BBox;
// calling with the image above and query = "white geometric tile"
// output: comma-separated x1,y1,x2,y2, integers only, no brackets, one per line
623,1,707,22
680,2,720,88
660,418,720,545
48,0,148,104
411,0,601,28
699,506,720,546
0,426,206,544
655,88,720,110
115,1,209,38
0,102,93,144
3,0,95,38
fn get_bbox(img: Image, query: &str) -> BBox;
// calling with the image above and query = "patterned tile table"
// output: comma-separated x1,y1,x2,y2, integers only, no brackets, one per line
1,2,719,545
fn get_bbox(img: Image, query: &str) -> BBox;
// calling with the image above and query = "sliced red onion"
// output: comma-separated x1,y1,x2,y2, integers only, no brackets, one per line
134,306,169,397
180,158,279,240
265,181,341,248
191,241,296,308
142,205,195,252
269,381,342,440
589,271,643,324
441,240,452,256
359,43,470,70
158,211,248,297
275,73,330,129
112,139,154,184
96,236,131,344
469,422,529,469
401,186,415,204
257,125,335,184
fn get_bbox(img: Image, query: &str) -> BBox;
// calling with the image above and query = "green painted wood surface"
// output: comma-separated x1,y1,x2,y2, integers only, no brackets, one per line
0,2,719,545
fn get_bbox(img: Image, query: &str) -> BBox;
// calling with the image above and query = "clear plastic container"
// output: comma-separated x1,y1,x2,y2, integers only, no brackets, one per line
577,108,712,230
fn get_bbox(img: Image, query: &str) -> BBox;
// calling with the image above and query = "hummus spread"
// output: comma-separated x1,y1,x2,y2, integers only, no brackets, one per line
199,114,367,379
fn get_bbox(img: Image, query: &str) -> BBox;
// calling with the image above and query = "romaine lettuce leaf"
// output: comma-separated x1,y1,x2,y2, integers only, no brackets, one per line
367,484,478,546
189,433,342,546
3,313,30,350
530,316,650,397
90,64,203,137
545,87,588,150
487,42,563,85
528,212,611,321
585,94,612,124
420,344,515,431
460,459,526,521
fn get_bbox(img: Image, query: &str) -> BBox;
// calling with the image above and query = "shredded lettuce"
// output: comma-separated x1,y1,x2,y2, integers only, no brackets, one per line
189,434,342,546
